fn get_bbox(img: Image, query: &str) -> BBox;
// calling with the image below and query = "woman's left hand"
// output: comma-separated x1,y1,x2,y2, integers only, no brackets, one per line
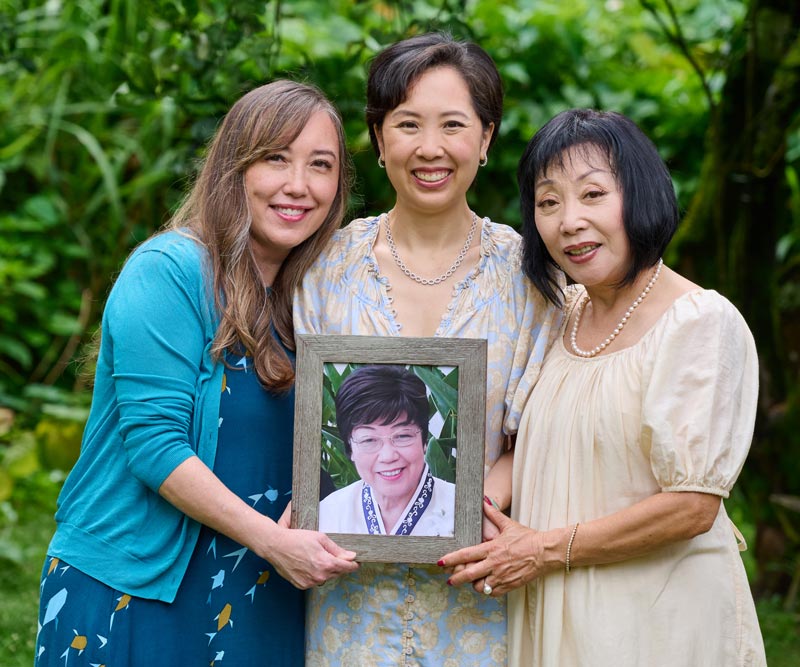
439,502,556,596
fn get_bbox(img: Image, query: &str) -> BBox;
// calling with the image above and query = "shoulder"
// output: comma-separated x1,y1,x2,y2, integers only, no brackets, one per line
321,480,361,504
304,215,380,278
564,283,585,313
478,218,564,312
319,481,361,520
480,218,522,264
127,230,207,271
433,476,456,499
653,289,756,362
669,289,749,329
326,215,380,257
107,230,213,318
474,217,524,285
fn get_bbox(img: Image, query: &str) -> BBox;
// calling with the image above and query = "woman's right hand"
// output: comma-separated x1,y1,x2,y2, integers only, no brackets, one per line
263,525,359,590
159,457,358,590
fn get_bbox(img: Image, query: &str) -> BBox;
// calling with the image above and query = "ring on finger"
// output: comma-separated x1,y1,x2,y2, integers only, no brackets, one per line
483,583,493,596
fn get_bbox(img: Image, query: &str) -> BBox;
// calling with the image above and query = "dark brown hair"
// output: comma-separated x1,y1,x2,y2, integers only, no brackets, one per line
335,365,430,458
365,32,503,156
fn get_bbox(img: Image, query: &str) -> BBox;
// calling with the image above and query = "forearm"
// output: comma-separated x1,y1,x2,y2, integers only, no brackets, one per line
443,490,722,593
554,491,721,570
158,456,359,590
484,450,514,511
158,456,280,559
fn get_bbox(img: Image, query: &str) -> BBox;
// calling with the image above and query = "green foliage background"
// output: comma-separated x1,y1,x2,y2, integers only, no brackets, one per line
0,0,798,664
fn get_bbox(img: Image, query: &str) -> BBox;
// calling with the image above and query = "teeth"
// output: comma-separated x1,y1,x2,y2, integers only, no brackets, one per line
567,245,599,256
275,207,305,216
379,469,402,478
414,170,449,182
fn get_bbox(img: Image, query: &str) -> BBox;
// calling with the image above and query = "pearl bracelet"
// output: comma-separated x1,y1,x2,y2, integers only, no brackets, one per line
566,523,580,573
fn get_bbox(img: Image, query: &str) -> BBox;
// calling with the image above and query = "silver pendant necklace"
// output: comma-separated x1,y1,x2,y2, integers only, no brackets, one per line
384,212,478,286
570,258,663,358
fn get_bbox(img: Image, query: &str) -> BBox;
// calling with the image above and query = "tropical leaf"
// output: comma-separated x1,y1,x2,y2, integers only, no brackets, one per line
426,436,456,484
412,365,458,418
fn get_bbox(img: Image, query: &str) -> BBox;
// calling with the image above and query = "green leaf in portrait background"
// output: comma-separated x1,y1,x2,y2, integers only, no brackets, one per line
426,436,456,484
440,411,457,441
412,365,458,417
320,424,358,488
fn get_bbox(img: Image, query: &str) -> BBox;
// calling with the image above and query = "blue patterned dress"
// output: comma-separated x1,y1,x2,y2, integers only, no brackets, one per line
36,353,304,666
294,215,562,667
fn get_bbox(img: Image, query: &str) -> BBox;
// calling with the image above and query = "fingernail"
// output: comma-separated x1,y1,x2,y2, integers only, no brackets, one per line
437,559,445,567
484,495,492,506
446,579,452,586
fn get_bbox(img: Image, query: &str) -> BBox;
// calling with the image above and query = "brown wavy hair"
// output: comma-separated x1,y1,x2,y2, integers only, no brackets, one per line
169,80,350,392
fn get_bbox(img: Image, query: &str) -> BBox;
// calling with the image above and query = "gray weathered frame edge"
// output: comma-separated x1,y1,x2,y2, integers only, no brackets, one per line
291,334,487,564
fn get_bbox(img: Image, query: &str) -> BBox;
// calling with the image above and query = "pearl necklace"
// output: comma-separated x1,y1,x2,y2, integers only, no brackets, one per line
570,258,663,358
384,212,478,286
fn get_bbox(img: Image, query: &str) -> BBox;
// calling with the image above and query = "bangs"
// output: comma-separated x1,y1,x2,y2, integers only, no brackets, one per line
350,393,421,430
246,106,315,165
530,126,619,186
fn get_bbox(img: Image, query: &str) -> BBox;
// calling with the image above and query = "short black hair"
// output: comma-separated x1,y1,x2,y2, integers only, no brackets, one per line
335,365,430,457
365,32,503,156
517,109,679,306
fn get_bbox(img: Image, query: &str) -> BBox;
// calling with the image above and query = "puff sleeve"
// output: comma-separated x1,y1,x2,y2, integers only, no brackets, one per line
641,291,758,497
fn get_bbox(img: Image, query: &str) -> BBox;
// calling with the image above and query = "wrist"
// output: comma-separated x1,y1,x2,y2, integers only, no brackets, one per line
243,512,282,561
483,488,510,512
541,526,574,574
565,523,579,573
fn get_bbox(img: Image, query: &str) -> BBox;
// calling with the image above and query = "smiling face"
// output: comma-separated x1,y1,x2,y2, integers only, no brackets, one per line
245,110,340,283
375,66,493,218
534,146,631,290
349,415,427,510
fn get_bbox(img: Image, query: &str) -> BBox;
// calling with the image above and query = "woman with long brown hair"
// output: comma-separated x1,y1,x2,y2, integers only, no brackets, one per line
35,80,358,666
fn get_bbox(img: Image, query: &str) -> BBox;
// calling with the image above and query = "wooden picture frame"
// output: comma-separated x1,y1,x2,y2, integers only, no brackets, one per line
291,334,487,563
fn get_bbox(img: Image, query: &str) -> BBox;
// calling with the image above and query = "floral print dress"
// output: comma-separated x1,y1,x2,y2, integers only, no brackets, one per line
36,352,304,666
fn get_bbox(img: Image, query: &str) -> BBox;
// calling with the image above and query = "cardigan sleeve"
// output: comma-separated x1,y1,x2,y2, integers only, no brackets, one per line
103,238,214,491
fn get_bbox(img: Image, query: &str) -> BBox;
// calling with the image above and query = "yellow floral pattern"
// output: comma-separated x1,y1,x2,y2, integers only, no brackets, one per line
295,215,562,666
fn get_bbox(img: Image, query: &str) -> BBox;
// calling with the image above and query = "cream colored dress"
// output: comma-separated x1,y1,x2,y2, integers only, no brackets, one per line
509,287,766,666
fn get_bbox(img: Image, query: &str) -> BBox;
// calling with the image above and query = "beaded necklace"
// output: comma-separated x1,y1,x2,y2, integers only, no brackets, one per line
570,259,663,358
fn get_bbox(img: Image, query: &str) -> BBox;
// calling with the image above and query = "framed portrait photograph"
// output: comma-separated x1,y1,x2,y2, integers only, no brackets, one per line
291,334,487,564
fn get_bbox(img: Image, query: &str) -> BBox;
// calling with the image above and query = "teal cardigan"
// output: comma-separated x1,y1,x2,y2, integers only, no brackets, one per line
49,231,224,602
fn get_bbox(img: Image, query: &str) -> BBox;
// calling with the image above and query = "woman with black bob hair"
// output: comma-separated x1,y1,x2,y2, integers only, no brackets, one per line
442,109,766,665
295,31,560,667
519,109,678,306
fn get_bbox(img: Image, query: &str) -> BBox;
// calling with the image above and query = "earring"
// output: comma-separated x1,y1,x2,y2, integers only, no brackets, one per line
378,156,385,168
479,155,488,167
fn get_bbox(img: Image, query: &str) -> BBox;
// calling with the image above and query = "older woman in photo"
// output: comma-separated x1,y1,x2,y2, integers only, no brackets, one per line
319,365,455,537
